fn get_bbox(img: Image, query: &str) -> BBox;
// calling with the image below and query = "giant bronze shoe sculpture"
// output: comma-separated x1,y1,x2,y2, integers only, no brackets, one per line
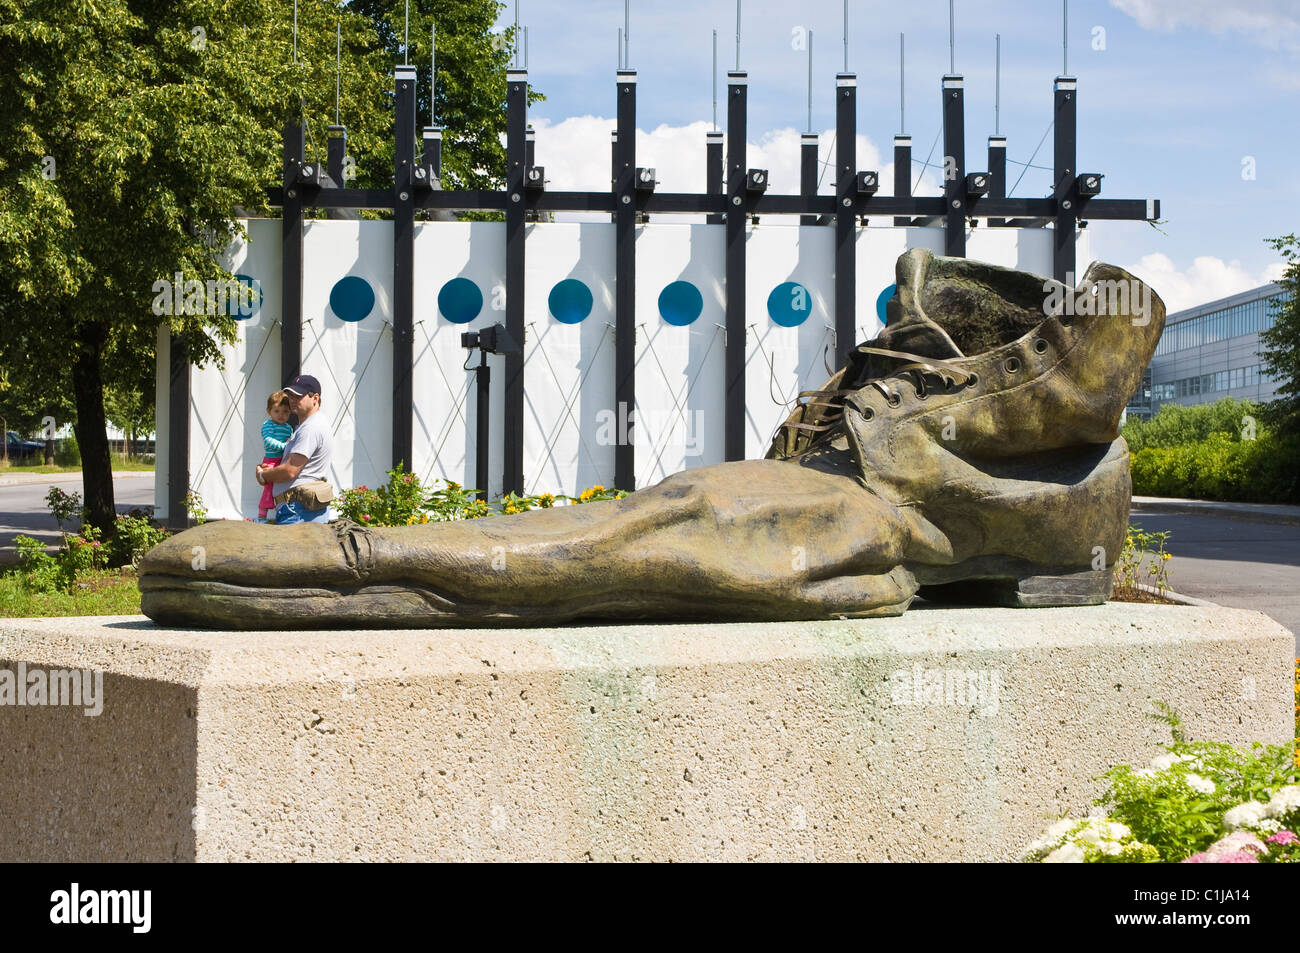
140,249,1164,629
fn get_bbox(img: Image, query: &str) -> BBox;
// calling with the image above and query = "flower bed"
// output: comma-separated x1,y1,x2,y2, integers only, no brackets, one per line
1023,705,1300,863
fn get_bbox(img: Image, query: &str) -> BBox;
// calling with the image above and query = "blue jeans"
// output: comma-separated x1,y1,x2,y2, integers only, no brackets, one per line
274,501,333,525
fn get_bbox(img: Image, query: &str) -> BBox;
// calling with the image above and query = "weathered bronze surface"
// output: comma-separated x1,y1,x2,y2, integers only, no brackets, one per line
140,249,1165,629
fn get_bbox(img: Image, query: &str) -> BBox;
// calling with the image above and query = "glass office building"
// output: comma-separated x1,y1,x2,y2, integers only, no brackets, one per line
1125,283,1291,420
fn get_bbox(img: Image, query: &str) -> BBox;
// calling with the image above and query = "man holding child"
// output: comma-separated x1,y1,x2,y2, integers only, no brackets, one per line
254,374,335,525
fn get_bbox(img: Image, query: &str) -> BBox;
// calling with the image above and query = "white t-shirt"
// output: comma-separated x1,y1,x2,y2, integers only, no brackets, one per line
273,411,333,499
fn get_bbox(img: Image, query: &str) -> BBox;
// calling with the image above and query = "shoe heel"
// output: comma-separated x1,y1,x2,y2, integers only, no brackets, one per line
919,567,1113,608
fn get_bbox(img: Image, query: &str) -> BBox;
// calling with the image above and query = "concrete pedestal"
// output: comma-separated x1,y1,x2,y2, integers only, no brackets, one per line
0,604,1292,861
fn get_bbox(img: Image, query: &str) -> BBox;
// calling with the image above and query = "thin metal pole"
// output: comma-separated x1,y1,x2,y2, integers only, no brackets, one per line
431,23,436,125
899,33,905,133
292,0,298,63
514,0,519,68
807,30,813,134
995,33,1001,134
712,30,717,130
735,0,740,71
949,0,955,74
1063,0,1069,74
624,0,630,69
335,22,341,125
404,0,409,65
842,0,848,72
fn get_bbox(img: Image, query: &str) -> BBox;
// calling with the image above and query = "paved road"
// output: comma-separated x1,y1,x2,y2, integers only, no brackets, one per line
1130,504,1300,649
0,473,155,561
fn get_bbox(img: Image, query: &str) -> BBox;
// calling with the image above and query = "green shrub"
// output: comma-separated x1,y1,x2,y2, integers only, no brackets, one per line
54,434,80,467
1130,429,1300,502
14,535,62,592
1123,398,1262,453
107,514,169,567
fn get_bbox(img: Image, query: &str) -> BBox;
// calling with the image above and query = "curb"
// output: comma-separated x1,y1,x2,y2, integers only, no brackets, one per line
1130,583,1220,608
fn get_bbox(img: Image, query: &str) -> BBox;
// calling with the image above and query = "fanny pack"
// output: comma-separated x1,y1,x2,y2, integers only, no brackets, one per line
274,479,335,510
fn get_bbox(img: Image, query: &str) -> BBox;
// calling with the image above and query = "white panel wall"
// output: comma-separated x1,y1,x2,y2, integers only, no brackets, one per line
170,219,1078,519
411,221,506,497
521,222,617,494
184,219,283,521
300,219,393,496
632,224,726,487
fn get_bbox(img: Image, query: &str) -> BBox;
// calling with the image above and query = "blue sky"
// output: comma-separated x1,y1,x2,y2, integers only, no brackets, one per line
486,0,1300,312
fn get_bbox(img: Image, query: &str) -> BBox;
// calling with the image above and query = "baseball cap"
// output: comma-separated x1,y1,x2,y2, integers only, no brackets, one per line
283,374,321,396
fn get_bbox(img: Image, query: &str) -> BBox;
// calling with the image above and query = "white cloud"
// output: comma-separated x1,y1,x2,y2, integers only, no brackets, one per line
1121,252,1284,313
1110,0,1300,50
522,117,940,223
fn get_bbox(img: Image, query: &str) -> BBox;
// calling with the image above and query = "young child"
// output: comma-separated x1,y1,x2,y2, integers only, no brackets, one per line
258,391,294,520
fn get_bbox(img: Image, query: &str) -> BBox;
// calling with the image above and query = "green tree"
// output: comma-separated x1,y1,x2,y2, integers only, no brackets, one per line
1260,234,1300,432
1,0,520,531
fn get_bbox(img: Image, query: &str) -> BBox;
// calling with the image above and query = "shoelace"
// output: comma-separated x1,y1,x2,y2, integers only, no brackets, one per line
779,346,977,443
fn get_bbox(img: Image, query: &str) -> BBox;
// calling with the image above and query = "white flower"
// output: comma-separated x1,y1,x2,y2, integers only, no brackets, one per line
1265,786,1300,819
1107,821,1131,840
1223,801,1268,831
1044,842,1085,863
1256,818,1281,833
1185,774,1216,795
1150,752,1196,772
1097,841,1122,856
1133,767,1157,779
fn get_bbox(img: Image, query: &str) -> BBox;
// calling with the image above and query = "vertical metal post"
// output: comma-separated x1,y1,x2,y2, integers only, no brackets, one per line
706,131,724,224
422,127,442,173
475,351,490,501
942,74,966,257
281,119,304,385
893,135,912,227
392,65,417,470
610,130,619,223
614,69,637,490
988,135,1006,227
724,70,747,462
327,125,346,186
800,133,819,226
503,68,528,495
1053,75,1078,283
166,331,190,531
835,73,856,366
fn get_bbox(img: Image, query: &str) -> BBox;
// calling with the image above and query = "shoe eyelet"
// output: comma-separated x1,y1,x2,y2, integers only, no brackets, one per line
886,391,902,407
965,373,978,387
859,406,875,421
1033,339,1049,354
1004,356,1021,374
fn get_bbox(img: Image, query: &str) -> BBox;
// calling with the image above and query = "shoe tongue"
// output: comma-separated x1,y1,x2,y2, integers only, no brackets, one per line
859,249,965,378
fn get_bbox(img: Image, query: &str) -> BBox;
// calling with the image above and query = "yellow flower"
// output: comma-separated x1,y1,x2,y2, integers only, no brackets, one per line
1162,553,1171,560
420,513,430,523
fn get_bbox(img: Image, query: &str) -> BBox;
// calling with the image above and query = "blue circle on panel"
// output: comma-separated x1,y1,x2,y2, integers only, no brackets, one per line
768,281,812,328
876,283,897,323
548,279,593,325
329,275,375,322
658,281,703,327
227,273,262,320
438,277,483,325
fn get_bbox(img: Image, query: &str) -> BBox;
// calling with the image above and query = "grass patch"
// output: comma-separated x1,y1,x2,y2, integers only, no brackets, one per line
0,567,141,617
0,460,155,474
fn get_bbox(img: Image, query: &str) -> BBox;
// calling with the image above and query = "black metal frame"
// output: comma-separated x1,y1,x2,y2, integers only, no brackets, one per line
167,65,1159,516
